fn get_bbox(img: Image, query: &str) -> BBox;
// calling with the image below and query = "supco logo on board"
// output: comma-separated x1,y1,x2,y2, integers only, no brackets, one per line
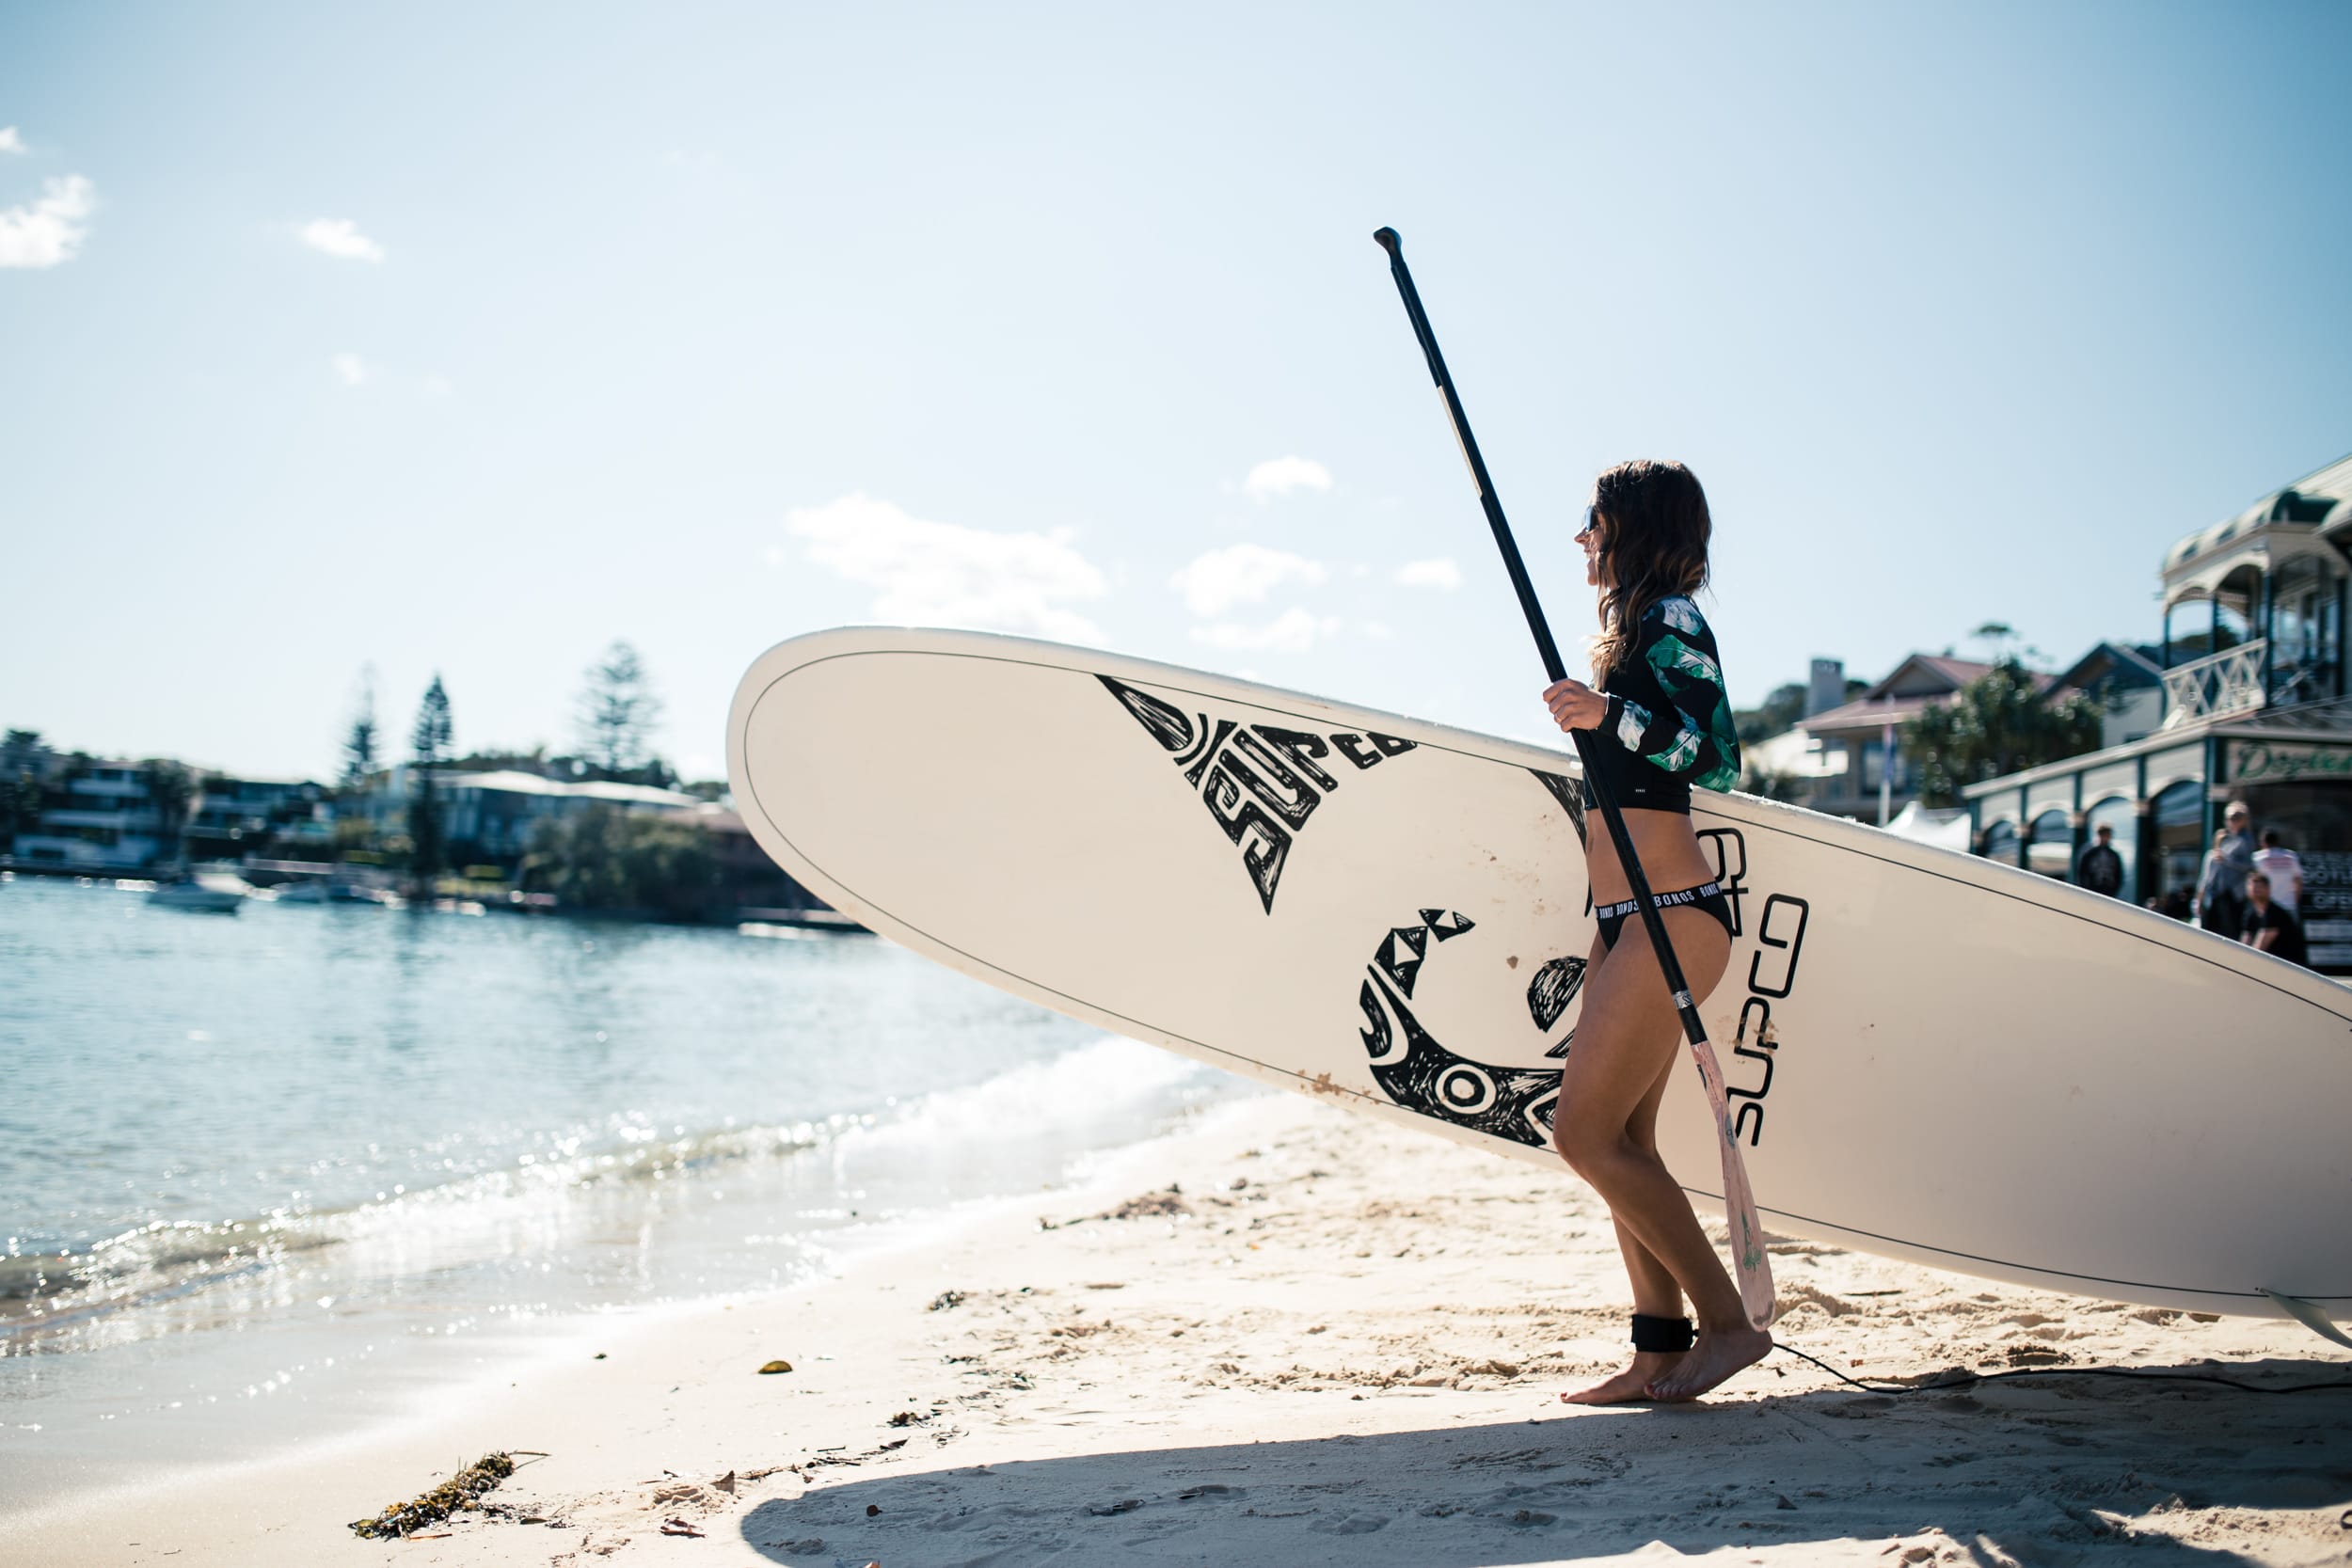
1699,826,1809,1148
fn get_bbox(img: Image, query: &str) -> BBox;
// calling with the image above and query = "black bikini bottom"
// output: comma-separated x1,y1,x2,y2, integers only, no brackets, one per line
1595,880,1733,954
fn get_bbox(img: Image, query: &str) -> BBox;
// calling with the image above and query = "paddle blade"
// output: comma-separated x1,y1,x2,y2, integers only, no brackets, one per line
1686,1033,1777,1330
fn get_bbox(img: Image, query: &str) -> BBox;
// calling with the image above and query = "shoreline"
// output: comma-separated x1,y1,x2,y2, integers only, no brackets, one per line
8,1091,2347,1566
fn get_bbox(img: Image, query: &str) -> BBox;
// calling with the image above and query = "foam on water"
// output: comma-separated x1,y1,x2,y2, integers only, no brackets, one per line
4,1035,1225,1355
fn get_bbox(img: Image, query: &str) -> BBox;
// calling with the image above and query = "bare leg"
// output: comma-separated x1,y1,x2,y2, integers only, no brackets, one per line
1562,1043,1684,1402
1554,909,1768,1403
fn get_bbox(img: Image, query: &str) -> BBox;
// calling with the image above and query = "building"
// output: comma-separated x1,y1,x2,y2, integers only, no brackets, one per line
352,767,705,864
8,759,172,872
1963,451,2352,966
184,777,335,861
1745,655,1993,824
2047,642,2167,750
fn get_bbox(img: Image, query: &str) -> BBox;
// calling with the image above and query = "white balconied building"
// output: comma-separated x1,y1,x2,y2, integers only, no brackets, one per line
2157,451,2352,725
9,761,170,872
1964,451,2352,966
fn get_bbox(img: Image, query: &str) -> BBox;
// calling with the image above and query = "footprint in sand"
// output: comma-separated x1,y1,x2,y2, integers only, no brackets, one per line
1311,1513,1391,1534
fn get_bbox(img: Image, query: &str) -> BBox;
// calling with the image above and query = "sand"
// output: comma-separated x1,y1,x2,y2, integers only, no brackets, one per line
8,1091,2349,1568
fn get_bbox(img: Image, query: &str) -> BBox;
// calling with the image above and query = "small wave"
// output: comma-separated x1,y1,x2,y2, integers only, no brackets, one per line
0,1035,1216,1347
0,1116,853,1339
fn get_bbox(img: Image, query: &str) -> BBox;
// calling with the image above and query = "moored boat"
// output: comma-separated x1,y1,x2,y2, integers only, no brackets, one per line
147,871,254,913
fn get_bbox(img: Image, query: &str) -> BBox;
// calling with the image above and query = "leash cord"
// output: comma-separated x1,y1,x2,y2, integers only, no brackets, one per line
1770,1338,2352,1397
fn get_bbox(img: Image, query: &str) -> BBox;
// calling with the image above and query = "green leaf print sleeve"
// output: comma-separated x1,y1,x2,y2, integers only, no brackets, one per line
1597,596,1742,793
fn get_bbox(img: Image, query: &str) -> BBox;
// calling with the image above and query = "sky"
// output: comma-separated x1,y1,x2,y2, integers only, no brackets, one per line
3,2,2347,783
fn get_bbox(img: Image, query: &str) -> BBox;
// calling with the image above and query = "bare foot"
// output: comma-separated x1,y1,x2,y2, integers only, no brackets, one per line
1561,1350,1685,1404
1643,1324,1770,1402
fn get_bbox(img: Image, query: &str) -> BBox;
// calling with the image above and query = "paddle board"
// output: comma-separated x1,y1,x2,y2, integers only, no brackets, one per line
728,626,2352,1324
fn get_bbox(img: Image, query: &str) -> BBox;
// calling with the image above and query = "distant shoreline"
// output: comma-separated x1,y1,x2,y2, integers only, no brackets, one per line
0,859,863,930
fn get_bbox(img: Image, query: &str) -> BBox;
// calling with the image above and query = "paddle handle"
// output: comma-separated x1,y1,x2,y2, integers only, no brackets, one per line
1372,225,1774,1329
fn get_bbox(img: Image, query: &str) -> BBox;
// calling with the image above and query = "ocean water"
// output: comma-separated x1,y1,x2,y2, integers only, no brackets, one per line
0,875,1246,1513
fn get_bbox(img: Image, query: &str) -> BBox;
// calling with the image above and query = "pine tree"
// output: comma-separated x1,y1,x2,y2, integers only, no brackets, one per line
342,667,379,786
408,674,454,883
575,641,665,779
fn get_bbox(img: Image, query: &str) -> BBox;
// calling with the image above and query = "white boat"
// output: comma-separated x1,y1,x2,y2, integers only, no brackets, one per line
147,871,254,912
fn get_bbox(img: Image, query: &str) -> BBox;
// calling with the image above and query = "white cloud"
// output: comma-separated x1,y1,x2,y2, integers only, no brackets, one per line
0,174,94,269
1393,557,1463,590
0,128,25,155
300,217,385,262
1242,455,1333,500
332,352,370,387
784,492,1108,642
1191,608,1343,654
1169,543,1327,618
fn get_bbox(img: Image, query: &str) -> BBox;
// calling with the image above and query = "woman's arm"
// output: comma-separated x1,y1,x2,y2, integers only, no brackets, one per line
1597,602,1740,790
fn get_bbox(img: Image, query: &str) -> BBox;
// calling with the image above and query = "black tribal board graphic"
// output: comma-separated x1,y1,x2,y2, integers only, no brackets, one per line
730,626,2352,1319
1356,908,1586,1148
1099,674,1417,912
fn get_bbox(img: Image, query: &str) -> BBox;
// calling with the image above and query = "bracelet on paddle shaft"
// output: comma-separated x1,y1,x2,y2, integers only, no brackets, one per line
1371,225,1775,1331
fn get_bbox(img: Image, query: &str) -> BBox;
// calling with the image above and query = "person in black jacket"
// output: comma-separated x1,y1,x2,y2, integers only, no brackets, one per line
2075,823,2124,897
1542,460,1756,1405
2241,871,2308,966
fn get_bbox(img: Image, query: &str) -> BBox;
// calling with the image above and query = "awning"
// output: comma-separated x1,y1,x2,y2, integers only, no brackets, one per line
2161,526,2339,610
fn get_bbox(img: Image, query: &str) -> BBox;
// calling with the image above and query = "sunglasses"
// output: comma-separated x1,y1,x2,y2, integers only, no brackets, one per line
1577,505,1606,546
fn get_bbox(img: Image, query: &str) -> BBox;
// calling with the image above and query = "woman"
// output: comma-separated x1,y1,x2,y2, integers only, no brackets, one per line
1540,459,1770,1404
2196,829,2235,937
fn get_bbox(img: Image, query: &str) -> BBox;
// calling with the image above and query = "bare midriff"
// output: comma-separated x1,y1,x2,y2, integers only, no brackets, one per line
1582,805,1719,908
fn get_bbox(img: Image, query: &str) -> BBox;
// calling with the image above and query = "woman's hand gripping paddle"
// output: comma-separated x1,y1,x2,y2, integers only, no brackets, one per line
1371,226,1774,1330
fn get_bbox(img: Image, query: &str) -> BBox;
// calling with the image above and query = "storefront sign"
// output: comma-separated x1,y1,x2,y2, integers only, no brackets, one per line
2231,740,2352,784
2300,850,2352,970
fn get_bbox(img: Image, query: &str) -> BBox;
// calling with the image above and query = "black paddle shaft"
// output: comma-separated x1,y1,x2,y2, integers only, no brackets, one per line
1372,226,1708,1034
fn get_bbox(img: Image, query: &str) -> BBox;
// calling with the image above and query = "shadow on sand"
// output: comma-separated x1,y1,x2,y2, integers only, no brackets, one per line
738,1360,2352,1567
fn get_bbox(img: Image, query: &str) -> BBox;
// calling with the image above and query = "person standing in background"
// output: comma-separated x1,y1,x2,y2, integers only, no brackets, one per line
2200,801,2257,937
2075,823,2123,897
2251,829,2302,915
2241,871,2308,967
2197,832,2234,936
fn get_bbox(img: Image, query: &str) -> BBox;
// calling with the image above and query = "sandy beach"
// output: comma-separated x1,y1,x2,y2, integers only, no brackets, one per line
9,1090,2348,1568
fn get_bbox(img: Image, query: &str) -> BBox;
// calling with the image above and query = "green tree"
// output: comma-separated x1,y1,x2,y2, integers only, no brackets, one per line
1735,683,1809,745
143,759,197,870
408,674,454,883
0,731,45,848
575,641,666,779
529,805,715,919
1901,660,2103,808
342,667,379,786
1970,621,2019,663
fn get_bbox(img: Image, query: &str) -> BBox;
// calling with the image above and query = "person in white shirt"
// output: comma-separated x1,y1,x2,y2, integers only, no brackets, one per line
2251,830,2303,914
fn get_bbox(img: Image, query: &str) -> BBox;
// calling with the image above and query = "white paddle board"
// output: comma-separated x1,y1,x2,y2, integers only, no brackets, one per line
728,626,2352,1324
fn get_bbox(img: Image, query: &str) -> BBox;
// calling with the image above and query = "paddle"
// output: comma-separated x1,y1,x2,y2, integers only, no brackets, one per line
1371,226,1775,1331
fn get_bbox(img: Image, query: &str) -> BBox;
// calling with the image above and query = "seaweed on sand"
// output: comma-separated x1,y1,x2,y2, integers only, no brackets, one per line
349,1450,518,1538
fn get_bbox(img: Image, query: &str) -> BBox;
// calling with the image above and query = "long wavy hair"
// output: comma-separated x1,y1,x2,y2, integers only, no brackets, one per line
1585,459,1713,682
